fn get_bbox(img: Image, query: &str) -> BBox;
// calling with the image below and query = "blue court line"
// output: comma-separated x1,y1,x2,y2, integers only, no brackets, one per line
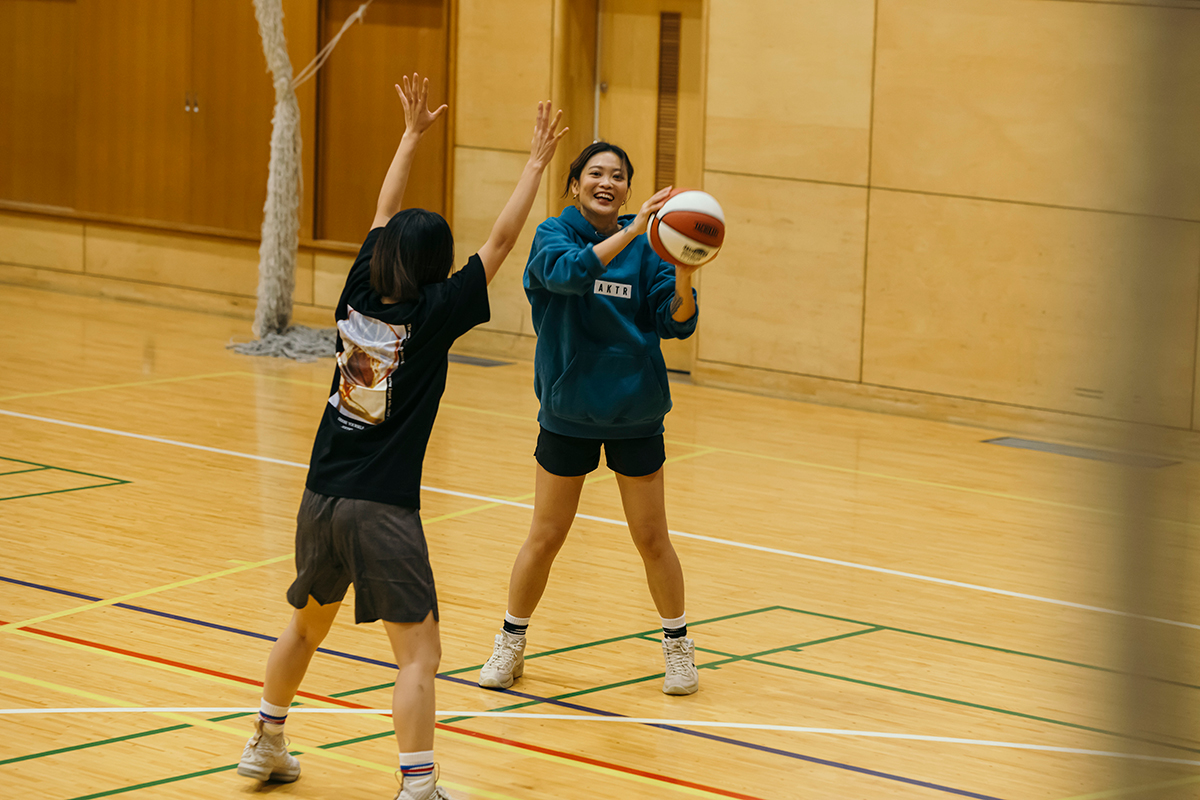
1,573,1004,799
435,675,1007,800
0,575,395,670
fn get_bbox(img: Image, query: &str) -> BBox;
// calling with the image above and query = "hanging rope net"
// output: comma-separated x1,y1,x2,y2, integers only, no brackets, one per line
229,0,373,361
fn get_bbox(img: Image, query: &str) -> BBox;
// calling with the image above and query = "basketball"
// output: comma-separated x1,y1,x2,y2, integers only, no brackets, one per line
648,189,726,268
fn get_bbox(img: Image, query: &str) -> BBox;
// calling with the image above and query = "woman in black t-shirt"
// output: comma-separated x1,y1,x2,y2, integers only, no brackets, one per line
236,75,567,800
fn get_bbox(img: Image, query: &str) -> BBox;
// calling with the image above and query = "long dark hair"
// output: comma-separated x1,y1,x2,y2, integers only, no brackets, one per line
369,208,454,302
563,141,635,197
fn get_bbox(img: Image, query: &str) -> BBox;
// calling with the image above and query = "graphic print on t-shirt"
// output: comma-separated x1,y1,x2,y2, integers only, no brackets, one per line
330,305,411,426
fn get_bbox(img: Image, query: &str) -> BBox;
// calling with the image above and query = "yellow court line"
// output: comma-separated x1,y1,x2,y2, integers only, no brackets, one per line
0,371,247,403
700,444,1191,523
1054,773,1200,800
248,373,1163,523
0,670,526,800
0,553,294,635
0,450,726,636
437,726,728,799
1,657,733,799
4,368,1176,523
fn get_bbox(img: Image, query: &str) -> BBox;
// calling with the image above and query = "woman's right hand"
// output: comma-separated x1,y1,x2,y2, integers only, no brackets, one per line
628,185,674,236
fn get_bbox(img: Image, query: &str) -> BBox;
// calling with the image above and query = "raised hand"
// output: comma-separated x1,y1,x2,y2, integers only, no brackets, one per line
529,101,569,169
396,73,448,138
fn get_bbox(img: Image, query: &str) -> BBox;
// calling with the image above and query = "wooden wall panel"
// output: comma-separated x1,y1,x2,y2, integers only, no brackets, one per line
872,0,1200,219
287,0,320,243
452,148,548,337
84,227,261,296
549,0,598,218
598,0,704,210
76,0,193,224
0,0,77,208
189,0,276,235
455,0,553,151
0,213,84,272
861,191,1200,427
705,0,874,185
317,0,450,244
696,172,868,381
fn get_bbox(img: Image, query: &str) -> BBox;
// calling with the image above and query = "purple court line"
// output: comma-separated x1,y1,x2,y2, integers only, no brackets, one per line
1,574,1007,800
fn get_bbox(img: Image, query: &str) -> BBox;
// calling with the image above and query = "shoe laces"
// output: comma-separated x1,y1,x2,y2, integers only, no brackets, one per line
486,634,523,670
663,638,692,672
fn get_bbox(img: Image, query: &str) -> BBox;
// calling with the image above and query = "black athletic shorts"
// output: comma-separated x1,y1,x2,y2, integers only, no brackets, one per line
535,426,666,478
287,489,438,625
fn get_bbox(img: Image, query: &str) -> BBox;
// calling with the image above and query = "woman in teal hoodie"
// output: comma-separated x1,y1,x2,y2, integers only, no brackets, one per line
479,142,705,696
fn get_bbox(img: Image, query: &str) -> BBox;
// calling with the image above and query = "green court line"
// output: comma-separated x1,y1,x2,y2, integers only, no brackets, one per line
748,657,1200,756
439,605,784,677
775,605,1200,692
1,481,131,502
1055,773,1200,800
0,466,49,477
16,602,1195,792
0,456,129,502
332,681,396,698
0,710,259,767
68,763,240,800
0,723,193,766
0,455,126,480
439,627,884,726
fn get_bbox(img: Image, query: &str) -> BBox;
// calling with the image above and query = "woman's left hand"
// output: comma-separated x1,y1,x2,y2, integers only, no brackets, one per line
396,73,448,138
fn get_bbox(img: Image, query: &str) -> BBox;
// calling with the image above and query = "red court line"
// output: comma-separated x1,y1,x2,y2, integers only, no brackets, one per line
6,620,766,800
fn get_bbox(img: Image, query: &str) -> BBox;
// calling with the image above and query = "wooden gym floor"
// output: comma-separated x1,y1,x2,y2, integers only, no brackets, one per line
1,284,1198,800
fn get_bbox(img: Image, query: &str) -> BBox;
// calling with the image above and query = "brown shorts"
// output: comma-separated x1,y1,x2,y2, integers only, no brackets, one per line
286,489,438,624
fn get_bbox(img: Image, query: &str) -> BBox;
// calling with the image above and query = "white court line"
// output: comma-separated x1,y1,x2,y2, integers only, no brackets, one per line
2,407,1197,632
2,706,1198,767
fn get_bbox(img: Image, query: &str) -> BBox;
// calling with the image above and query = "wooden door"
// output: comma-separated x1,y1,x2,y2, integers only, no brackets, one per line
76,0,193,224
0,0,78,209
598,0,706,372
315,0,450,245
189,0,277,235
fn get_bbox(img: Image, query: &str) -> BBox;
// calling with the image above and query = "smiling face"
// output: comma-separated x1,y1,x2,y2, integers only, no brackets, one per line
571,151,631,228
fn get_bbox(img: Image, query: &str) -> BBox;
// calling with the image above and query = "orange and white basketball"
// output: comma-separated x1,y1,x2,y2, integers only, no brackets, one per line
648,189,725,268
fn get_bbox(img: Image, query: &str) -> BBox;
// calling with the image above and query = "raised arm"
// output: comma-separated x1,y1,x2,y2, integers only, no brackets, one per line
371,73,448,231
476,102,569,284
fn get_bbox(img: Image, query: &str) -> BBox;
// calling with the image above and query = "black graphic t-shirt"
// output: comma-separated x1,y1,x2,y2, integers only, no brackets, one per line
305,227,490,508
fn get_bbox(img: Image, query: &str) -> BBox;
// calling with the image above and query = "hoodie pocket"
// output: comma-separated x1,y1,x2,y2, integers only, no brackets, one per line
548,352,669,426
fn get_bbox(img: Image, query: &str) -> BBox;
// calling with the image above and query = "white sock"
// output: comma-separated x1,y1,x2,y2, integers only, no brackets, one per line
503,610,531,637
661,613,687,639
399,749,436,796
259,698,290,734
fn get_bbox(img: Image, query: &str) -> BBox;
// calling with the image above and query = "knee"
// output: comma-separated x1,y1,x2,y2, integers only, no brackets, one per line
524,523,571,560
399,640,442,675
630,526,674,561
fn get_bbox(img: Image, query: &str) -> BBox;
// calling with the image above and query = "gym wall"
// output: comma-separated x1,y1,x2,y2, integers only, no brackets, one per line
2,0,1199,439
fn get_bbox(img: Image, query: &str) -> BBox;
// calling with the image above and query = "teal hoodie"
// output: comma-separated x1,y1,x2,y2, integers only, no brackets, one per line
524,205,698,439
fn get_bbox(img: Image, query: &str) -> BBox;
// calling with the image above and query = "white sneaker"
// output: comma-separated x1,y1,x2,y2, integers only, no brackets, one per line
396,783,452,799
237,718,301,782
662,637,699,695
479,631,526,689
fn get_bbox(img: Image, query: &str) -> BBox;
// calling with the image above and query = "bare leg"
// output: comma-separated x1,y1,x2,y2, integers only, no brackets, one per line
615,468,685,619
384,611,442,752
505,465,586,618
262,596,342,707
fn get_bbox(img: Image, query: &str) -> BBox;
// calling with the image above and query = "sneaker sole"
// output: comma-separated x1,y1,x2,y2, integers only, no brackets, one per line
237,764,300,782
478,661,524,690
662,678,699,696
